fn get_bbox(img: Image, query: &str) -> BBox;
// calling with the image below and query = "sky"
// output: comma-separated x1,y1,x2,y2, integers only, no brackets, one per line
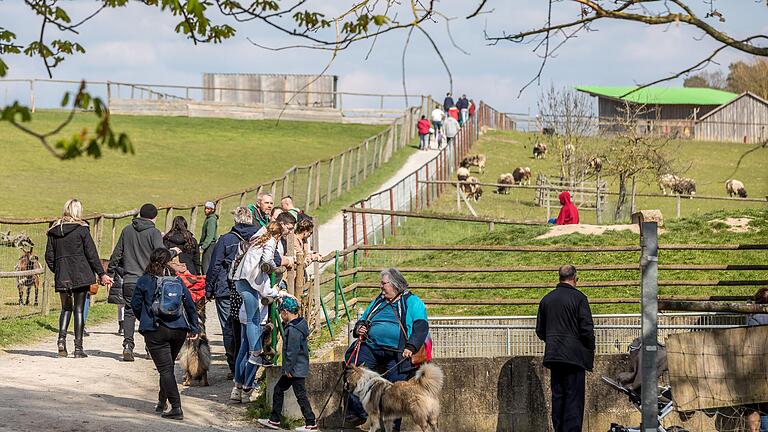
1,1,766,114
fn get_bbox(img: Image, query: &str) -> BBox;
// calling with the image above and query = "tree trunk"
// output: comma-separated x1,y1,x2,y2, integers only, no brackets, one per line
614,172,627,221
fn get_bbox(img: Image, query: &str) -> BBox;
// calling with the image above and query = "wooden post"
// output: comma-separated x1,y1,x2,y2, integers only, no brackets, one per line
342,210,349,257
546,189,552,221
630,176,637,215
95,217,104,255
361,202,369,249
351,210,358,246
362,140,369,179
270,180,277,199
389,189,396,236
282,174,289,198
415,171,420,210
676,195,681,219
305,165,313,210
337,152,346,198
326,158,335,205
457,181,461,210
189,206,199,234
346,149,354,191
165,208,174,233
425,164,431,208
313,161,321,209
596,176,603,225
111,218,117,252
488,221,495,232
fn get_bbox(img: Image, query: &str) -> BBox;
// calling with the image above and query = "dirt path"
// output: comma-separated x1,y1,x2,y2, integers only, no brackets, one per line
0,302,262,432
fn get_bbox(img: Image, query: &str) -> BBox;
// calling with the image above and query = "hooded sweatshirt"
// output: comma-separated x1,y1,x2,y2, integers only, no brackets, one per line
204,223,260,298
108,218,166,285
45,222,105,292
282,317,310,377
163,230,201,274
555,191,579,225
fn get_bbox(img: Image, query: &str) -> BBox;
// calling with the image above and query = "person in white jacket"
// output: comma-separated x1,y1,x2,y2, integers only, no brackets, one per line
231,221,293,365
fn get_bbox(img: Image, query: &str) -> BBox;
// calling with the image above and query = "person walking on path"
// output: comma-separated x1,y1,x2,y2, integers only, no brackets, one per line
536,265,595,432
131,247,199,421
468,99,476,118
108,203,177,362
456,94,469,125
442,92,454,113
45,199,113,358
417,115,431,151
164,216,201,275
430,105,445,135
555,191,580,225
249,192,274,229
258,297,317,431
443,115,460,148
205,206,260,379
200,201,219,274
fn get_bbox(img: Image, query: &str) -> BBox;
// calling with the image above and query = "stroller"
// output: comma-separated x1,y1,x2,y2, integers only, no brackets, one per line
603,337,689,432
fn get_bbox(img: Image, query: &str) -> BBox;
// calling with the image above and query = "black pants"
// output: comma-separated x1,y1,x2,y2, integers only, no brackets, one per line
58,288,88,341
270,376,316,426
550,363,586,432
143,325,187,409
214,296,236,374
201,247,214,275
122,282,137,350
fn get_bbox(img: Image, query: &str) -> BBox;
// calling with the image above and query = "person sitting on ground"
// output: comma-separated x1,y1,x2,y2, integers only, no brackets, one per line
344,268,429,431
430,105,445,134
280,195,302,220
417,115,431,151
258,297,317,431
555,191,580,225
746,287,768,431
164,216,202,275
248,192,274,229
131,247,199,421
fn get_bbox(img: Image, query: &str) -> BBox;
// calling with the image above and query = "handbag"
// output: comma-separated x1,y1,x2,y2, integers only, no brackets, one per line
89,283,99,296
389,301,433,365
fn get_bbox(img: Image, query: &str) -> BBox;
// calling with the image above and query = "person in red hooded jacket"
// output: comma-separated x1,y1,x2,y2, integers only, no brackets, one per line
416,115,431,151
555,191,579,225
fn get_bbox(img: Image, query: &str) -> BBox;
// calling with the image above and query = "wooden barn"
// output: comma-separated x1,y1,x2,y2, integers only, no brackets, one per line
576,86,738,139
694,92,768,143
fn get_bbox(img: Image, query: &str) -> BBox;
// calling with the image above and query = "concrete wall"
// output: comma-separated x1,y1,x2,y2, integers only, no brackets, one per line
267,355,720,431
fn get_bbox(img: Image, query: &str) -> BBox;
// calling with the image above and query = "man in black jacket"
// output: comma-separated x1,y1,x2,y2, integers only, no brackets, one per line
442,92,454,113
108,203,178,362
536,265,595,432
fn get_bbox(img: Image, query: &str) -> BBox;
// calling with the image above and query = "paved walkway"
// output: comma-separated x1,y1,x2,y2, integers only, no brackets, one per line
0,145,439,432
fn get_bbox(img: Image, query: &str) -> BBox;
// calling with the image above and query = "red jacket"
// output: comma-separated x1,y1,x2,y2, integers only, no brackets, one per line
417,118,431,135
448,107,460,120
555,191,579,225
178,271,206,302
468,102,476,116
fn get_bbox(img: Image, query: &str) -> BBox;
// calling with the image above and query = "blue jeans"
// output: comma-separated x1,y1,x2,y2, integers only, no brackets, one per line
83,293,90,324
431,120,442,133
345,343,413,431
234,323,259,388
762,415,768,432
460,108,468,125
419,133,429,150
235,280,263,354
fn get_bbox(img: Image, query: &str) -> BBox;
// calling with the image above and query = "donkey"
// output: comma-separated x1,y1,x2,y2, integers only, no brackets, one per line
16,248,41,306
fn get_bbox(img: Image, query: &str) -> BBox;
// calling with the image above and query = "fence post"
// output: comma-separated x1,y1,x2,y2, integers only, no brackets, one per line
165,208,174,232
596,177,603,225
389,189,396,236
347,149,354,191
111,218,117,252
676,195,681,219
189,206,199,234
313,162,321,209
425,165,431,208
351,210,358,247
363,140,369,179
337,152,345,198
305,165,313,210
640,221,659,432
327,158,335,206
361,202,369,249
415,172,420,210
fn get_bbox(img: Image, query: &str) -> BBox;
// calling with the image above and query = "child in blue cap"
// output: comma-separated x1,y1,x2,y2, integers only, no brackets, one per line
258,297,318,431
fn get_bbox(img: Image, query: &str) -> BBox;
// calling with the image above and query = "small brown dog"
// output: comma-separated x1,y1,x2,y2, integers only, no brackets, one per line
179,333,211,386
345,363,444,432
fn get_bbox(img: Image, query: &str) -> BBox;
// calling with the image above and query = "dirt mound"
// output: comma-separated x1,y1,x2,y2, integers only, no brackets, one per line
709,217,753,233
536,224,641,239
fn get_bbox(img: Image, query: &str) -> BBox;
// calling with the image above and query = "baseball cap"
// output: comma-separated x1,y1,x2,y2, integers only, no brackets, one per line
205,201,216,209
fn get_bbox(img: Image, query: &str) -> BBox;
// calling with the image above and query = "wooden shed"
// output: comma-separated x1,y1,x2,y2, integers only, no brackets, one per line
694,92,768,143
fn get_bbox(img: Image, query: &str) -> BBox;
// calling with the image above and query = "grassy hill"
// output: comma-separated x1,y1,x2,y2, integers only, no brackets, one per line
429,130,768,223
0,111,384,218
348,208,768,316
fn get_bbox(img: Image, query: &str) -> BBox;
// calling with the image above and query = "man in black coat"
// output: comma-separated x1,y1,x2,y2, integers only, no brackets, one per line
536,265,595,432
442,92,454,113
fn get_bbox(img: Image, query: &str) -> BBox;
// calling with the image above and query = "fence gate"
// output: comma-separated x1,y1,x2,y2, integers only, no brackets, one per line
535,174,607,211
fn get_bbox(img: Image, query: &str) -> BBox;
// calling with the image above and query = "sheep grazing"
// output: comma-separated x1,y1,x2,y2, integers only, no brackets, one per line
512,167,532,185
658,174,696,196
533,143,548,159
496,173,514,194
461,176,483,201
457,167,470,182
542,127,556,136
588,157,603,174
725,179,747,198
460,154,486,173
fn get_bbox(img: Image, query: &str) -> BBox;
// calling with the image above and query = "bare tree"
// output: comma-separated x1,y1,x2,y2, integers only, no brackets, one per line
537,85,594,183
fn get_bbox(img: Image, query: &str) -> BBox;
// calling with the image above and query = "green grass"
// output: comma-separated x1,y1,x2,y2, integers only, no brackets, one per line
432,130,768,223
0,111,384,218
0,302,116,347
340,208,768,316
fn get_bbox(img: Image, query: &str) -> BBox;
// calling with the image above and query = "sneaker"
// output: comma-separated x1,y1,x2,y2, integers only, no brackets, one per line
240,388,254,403
123,348,135,362
257,419,281,430
229,387,242,401
247,352,264,365
295,425,319,431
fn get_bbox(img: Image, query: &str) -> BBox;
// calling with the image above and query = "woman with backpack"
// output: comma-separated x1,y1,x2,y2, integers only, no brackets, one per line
131,247,199,420
230,221,292,366
164,216,201,275
45,199,113,358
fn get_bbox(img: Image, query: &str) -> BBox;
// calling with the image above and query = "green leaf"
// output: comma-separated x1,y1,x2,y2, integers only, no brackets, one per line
0,57,7,77
60,92,70,107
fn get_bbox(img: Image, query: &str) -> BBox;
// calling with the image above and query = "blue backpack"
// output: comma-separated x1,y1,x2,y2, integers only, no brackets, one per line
151,276,186,322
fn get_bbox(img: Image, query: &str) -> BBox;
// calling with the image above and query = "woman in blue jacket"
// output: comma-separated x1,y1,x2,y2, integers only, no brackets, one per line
131,247,199,421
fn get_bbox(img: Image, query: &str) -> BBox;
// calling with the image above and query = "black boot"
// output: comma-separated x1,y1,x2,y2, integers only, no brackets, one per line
73,338,87,358
161,406,183,420
155,401,168,414
57,309,72,357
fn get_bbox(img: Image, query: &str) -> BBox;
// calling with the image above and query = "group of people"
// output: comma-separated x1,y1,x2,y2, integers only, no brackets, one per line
416,92,475,151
